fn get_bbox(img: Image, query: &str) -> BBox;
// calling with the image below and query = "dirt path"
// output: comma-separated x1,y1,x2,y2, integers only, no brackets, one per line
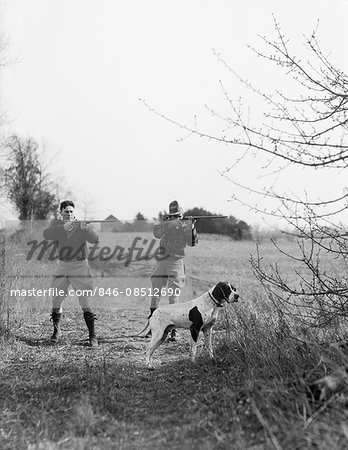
1,304,239,450
9,304,193,369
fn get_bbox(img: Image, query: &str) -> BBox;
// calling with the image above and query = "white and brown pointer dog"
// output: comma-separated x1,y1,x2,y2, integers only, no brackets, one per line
139,281,239,369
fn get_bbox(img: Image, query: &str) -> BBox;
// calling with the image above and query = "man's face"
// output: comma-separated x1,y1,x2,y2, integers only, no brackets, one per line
61,206,75,222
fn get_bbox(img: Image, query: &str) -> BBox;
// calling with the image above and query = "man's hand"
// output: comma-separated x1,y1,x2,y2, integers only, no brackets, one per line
181,217,196,229
172,218,182,229
164,218,182,231
79,221,87,230
63,221,78,232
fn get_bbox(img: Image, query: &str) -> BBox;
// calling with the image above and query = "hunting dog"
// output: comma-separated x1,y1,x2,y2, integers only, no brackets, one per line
141,281,239,369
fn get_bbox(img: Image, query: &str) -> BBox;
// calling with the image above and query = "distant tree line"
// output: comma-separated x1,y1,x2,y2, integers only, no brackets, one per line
123,212,153,232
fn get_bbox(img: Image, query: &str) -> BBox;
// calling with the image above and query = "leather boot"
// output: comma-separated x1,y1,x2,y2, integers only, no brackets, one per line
50,311,62,342
83,311,98,347
145,308,156,338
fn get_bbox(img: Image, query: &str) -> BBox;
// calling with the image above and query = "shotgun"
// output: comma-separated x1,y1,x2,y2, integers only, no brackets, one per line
163,215,228,221
75,219,120,223
77,217,228,223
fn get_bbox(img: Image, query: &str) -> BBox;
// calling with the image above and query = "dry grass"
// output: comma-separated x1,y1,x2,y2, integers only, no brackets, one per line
1,231,348,449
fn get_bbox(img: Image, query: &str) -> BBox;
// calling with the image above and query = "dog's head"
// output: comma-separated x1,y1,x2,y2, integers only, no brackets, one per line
211,281,239,306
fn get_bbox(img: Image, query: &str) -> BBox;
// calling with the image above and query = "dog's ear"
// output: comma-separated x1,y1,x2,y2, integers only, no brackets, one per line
222,281,234,297
212,282,232,302
229,282,236,291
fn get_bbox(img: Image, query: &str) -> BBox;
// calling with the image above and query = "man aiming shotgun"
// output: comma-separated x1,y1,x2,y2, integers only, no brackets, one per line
43,200,99,347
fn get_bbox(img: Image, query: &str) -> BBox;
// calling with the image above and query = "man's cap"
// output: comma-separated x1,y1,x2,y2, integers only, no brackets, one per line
168,200,183,216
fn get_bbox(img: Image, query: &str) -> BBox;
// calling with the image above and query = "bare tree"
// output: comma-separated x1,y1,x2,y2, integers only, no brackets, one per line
4,134,59,220
143,19,348,328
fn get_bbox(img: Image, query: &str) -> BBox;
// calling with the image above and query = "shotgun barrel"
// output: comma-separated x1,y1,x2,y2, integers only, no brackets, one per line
74,216,228,224
74,219,120,223
163,215,228,221
183,215,227,220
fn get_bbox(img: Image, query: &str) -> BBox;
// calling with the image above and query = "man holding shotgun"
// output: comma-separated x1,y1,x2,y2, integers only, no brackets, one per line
146,200,199,341
43,200,99,347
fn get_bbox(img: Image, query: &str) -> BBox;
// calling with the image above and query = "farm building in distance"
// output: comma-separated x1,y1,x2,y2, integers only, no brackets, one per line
101,214,124,232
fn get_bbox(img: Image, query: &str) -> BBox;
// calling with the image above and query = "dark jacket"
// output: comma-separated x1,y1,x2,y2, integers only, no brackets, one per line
43,220,98,262
153,220,198,258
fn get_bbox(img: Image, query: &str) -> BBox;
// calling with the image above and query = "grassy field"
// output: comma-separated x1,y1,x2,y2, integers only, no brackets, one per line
1,231,348,449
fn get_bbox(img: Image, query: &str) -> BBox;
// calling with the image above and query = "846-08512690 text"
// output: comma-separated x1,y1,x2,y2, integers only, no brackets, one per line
96,287,181,297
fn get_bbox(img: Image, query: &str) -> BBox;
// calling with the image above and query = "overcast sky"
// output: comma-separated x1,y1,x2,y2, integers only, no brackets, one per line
1,0,348,226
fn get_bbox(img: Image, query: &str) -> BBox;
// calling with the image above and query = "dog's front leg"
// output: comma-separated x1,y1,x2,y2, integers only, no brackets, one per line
145,344,155,370
189,324,201,362
189,337,198,362
203,326,214,360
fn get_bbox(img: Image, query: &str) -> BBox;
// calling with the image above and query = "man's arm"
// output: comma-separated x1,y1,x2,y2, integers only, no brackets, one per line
153,219,181,239
84,226,99,244
190,226,198,246
78,222,99,244
184,220,198,247
153,224,164,239
43,220,64,240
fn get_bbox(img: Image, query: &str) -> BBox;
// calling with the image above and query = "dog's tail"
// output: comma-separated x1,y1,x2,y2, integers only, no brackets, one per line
124,320,150,338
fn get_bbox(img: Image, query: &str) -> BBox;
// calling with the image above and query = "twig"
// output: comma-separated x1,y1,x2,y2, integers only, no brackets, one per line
304,394,337,429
